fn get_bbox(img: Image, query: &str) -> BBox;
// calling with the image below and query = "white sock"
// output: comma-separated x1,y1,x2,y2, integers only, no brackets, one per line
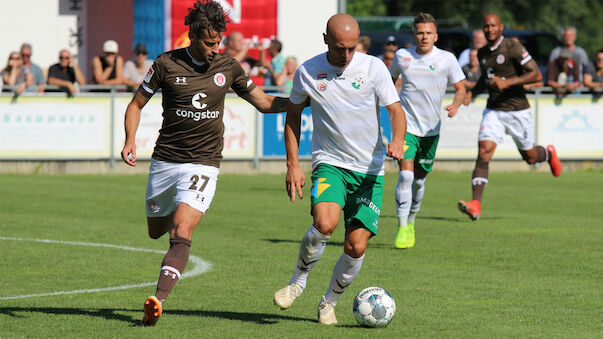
395,170,414,227
290,226,330,289
408,177,426,223
324,253,364,306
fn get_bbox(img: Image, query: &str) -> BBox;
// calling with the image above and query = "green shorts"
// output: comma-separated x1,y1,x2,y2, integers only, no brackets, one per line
403,133,440,173
310,163,384,235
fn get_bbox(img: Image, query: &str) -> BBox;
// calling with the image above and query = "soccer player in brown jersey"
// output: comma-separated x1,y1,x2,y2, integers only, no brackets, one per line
120,0,288,326
458,14,562,221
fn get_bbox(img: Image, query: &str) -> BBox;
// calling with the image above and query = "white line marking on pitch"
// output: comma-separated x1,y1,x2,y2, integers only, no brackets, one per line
0,237,212,300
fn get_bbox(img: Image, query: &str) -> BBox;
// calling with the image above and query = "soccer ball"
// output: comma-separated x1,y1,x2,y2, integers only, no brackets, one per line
353,287,396,327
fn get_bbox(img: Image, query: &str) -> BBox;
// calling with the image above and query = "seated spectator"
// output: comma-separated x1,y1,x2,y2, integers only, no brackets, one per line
91,40,124,86
458,29,486,67
462,49,481,90
548,26,589,80
20,43,45,92
546,48,580,97
583,49,603,90
274,56,297,94
356,36,371,54
123,43,153,91
1,51,33,95
260,39,285,87
47,49,86,95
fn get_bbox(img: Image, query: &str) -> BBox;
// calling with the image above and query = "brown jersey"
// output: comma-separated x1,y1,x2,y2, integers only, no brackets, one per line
477,37,533,111
138,48,256,167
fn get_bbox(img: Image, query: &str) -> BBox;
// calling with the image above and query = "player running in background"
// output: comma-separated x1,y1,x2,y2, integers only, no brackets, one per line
458,13,561,221
120,0,288,326
272,14,406,325
389,13,466,249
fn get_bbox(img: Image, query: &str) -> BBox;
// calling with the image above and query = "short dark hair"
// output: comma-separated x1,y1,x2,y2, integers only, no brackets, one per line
185,0,229,37
271,40,282,53
413,12,437,31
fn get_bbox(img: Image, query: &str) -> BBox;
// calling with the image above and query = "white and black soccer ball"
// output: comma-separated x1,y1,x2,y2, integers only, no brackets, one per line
353,286,396,327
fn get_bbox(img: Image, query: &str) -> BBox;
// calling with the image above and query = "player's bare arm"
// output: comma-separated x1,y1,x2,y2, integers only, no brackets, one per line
464,72,486,105
445,80,466,117
489,59,542,91
385,101,406,161
240,86,289,113
121,92,150,166
284,100,306,202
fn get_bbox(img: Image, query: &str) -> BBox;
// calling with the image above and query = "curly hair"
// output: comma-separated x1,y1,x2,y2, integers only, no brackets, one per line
184,0,229,37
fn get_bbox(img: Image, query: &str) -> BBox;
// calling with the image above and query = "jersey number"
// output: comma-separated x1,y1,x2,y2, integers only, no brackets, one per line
189,175,209,191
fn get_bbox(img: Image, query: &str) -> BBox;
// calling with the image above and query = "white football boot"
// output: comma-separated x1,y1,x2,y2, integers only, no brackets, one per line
317,296,337,325
273,283,303,310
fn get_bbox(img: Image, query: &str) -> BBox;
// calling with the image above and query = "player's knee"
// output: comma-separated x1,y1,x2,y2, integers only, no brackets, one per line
344,241,366,258
172,221,195,239
313,218,337,236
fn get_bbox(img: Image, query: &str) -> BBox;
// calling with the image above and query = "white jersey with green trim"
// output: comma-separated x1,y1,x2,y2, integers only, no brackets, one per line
290,52,400,176
389,46,465,137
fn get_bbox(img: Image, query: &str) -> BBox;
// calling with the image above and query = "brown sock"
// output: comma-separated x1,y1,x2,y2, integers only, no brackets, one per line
155,238,191,302
471,159,489,202
534,145,548,162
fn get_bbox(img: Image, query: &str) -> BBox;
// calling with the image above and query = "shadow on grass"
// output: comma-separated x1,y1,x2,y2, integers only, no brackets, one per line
0,307,314,326
263,238,394,249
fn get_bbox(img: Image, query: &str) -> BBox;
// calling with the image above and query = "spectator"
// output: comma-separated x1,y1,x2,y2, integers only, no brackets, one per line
382,48,395,68
457,29,486,67
260,39,285,87
47,49,86,95
378,35,398,61
91,39,124,85
20,43,45,92
462,49,481,89
583,48,603,90
356,35,371,53
223,31,248,62
274,55,297,93
1,51,33,95
548,27,589,79
546,48,580,97
123,43,153,91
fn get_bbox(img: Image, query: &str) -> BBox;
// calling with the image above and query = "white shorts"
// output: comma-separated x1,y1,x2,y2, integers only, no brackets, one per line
145,158,220,217
478,108,535,150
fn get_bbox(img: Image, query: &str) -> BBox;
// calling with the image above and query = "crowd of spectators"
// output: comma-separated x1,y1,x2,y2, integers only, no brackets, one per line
1,26,601,97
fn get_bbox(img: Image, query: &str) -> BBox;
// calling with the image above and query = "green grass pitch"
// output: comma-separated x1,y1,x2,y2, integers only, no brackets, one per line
0,169,601,338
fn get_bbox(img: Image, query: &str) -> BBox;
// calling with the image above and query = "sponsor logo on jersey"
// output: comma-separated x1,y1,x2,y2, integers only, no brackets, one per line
192,92,208,110
175,109,220,121
318,79,327,91
175,76,187,85
496,54,505,64
214,73,226,87
144,66,154,83
404,57,412,62
318,73,327,79
351,77,364,89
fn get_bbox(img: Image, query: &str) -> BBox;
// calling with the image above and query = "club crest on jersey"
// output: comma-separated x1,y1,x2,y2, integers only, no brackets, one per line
429,63,438,71
214,73,226,87
147,199,160,213
403,63,409,70
317,79,327,91
496,54,505,64
351,77,364,89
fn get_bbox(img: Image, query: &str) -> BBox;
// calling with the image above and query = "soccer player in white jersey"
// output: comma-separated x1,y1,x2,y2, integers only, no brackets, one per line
272,14,406,325
388,13,466,248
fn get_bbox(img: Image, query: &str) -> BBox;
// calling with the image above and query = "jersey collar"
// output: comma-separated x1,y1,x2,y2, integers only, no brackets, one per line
489,36,504,51
185,48,206,66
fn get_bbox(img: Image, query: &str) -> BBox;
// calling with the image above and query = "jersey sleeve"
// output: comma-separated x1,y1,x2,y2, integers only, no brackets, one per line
289,67,308,105
447,54,466,84
138,59,164,98
374,59,400,107
389,51,402,80
230,60,257,96
513,41,532,66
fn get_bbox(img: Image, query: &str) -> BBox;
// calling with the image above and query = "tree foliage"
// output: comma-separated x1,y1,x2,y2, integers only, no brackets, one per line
347,0,603,57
